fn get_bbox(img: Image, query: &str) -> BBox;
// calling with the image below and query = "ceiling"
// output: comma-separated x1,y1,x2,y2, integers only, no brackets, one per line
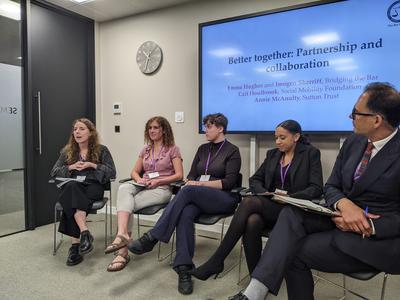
45,0,199,22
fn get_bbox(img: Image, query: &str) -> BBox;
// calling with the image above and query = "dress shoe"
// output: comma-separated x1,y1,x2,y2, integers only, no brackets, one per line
66,243,83,266
176,265,193,295
190,259,224,281
228,292,249,300
127,232,158,255
79,230,94,254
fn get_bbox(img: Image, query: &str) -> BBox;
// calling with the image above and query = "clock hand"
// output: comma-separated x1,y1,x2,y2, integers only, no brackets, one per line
148,46,156,57
144,57,149,72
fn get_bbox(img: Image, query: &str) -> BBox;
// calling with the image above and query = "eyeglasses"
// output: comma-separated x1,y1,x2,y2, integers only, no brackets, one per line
349,107,377,120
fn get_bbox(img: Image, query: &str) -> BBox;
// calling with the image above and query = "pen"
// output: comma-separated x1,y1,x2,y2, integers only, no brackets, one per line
362,206,369,239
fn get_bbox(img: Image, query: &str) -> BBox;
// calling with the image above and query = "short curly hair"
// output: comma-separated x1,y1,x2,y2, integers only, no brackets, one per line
203,113,228,134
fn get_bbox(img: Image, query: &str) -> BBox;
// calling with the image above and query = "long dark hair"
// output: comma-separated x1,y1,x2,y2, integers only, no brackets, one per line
276,120,310,145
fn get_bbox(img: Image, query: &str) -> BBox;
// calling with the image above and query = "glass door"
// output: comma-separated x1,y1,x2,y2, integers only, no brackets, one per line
0,0,25,236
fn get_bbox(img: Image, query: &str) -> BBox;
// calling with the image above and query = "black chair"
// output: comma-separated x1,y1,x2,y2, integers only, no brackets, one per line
313,271,390,300
50,179,114,255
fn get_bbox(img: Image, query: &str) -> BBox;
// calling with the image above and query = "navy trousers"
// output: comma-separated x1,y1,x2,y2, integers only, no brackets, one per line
251,206,374,298
150,185,238,268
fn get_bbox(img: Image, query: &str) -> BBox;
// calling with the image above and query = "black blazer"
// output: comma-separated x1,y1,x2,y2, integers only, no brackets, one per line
249,142,323,200
325,132,400,274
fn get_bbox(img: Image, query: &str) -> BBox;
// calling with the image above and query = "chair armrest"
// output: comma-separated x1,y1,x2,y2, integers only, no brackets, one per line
170,180,186,188
231,187,246,194
119,178,132,184
170,180,186,194
239,188,251,197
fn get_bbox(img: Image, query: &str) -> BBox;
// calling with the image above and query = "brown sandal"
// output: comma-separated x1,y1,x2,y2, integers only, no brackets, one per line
104,235,130,254
106,252,130,272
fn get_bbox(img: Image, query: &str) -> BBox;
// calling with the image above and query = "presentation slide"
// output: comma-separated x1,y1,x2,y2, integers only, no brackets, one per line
200,0,400,132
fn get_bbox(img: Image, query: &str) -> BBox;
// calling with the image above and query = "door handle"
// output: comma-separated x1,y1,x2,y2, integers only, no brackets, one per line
35,91,42,155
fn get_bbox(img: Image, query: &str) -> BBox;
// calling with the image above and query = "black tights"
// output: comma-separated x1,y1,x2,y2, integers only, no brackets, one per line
210,196,284,273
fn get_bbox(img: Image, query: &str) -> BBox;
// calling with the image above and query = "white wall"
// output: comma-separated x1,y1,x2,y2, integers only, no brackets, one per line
96,0,349,194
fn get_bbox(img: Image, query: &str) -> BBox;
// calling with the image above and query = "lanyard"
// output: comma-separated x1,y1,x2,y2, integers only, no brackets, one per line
205,140,226,175
151,146,164,172
280,156,291,189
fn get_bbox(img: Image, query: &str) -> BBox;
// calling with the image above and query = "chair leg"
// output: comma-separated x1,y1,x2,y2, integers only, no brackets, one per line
53,207,63,255
311,273,369,300
342,274,347,300
53,205,57,255
220,218,225,242
137,214,140,237
237,239,250,285
380,273,388,300
218,219,240,278
313,270,321,286
109,194,113,237
104,203,108,249
157,231,176,263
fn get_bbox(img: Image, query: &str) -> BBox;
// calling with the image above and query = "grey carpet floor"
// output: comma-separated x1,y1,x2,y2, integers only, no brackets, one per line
0,214,399,300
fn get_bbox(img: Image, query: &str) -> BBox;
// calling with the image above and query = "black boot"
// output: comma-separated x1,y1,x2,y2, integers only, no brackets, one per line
127,232,158,255
176,265,193,295
66,243,83,266
190,257,224,281
79,230,94,254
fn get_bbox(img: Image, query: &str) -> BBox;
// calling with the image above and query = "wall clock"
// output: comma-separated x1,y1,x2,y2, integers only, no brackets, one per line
136,41,163,74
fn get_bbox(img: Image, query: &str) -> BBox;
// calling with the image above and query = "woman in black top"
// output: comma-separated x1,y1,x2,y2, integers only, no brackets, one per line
51,118,116,266
191,120,323,280
126,113,241,295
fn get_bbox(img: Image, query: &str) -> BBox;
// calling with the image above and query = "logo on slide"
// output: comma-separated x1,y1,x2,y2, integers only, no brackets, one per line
388,1,400,22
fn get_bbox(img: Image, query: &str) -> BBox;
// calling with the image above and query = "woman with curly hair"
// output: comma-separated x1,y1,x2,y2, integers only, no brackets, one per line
104,116,183,272
51,118,116,266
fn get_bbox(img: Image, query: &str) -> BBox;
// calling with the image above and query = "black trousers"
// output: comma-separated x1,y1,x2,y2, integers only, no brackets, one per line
58,181,104,238
252,206,375,298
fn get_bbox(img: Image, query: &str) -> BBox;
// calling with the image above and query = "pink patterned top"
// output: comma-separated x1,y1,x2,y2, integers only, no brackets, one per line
139,145,182,181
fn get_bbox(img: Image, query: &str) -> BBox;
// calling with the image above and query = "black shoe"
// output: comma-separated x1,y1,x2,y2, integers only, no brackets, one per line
127,232,158,255
66,244,83,266
190,259,224,281
79,230,94,254
228,292,249,300
176,265,193,295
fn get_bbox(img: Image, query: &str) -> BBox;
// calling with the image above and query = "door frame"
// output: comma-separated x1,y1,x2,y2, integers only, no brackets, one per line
22,0,95,230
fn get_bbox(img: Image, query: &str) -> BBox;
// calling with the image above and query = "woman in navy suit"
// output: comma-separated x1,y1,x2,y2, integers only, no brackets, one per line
191,119,323,280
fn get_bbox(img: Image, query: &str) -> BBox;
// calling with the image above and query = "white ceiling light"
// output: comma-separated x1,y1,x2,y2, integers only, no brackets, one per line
0,0,20,21
70,0,94,3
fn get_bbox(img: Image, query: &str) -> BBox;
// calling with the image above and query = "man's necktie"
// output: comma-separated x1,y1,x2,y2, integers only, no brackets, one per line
353,142,374,181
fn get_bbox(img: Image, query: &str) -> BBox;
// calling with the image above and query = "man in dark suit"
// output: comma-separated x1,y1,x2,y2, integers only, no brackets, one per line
229,82,400,300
